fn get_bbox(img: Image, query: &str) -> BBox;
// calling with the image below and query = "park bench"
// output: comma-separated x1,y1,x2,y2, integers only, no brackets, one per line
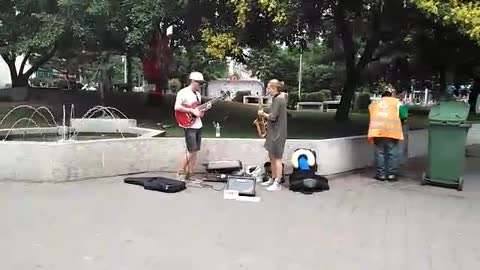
296,102,323,111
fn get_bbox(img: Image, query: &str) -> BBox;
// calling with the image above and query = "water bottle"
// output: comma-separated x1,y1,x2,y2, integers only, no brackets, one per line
213,122,221,137
215,124,221,137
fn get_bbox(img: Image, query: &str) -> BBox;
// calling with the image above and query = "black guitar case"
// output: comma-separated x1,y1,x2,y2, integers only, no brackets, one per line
124,177,186,193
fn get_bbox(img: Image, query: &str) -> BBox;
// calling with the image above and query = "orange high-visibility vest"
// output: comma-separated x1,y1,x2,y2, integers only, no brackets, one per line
367,97,404,143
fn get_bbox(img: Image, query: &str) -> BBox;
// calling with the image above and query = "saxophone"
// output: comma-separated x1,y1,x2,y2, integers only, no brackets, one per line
253,101,267,138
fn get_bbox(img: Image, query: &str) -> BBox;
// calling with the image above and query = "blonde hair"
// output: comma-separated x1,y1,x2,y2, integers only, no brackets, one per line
268,79,285,92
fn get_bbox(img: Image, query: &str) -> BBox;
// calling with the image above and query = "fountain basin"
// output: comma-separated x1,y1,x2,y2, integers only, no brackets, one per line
0,129,431,183
70,118,137,133
0,104,166,182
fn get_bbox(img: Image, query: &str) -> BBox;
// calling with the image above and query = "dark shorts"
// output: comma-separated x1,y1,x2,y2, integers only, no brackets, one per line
264,139,286,160
184,128,202,152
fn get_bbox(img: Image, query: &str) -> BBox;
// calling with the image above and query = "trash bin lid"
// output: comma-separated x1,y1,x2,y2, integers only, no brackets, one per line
428,101,471,122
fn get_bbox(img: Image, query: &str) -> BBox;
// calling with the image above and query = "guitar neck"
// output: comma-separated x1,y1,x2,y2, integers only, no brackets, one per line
198,96,222,110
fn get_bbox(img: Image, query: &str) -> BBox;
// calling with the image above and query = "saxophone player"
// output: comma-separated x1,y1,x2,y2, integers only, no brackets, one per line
258,79,288,191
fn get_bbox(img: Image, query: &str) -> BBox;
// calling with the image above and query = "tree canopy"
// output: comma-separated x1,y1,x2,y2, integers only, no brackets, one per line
1,0,479,116
411,0,480,45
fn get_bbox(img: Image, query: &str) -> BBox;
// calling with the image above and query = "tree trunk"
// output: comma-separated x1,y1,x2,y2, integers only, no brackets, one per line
2,45,57,89
333,1,382,122
98,70,105,106
126,52,133,92
333,1,358,122
336,72,358,121
11,75,30,88
1,54,29,88
438,66,447,100
469,80,479,113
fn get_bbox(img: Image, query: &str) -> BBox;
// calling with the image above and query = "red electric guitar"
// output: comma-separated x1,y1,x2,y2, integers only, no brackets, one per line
175,92,228,127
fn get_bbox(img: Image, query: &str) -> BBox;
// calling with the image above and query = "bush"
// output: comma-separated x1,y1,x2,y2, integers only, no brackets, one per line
53,79,69,89
168,78,182,93
233,90,251,103
318,89,332,101
301,91,326,102
354,92,371,112
287,92,299,110
407,105,431,116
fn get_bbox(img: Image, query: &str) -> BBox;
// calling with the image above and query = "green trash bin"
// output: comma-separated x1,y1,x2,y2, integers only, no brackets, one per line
422,101,471,191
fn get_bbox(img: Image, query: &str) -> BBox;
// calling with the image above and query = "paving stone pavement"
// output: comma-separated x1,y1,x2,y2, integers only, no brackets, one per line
0,157,479,270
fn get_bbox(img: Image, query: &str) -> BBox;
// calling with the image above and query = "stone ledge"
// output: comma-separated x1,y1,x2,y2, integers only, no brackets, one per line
0,129,430,182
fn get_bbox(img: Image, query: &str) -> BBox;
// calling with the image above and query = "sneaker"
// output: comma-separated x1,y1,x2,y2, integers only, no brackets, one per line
187,172,203,183
387,175,398,182
176,171,187,182
266,181,282,191
375,175,386,181
261,178,274,186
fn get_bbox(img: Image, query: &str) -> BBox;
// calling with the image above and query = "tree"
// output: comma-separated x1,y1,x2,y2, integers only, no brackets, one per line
410,0,480,109
203,0,416,121
209,0,480,114
102,0,240,96
411,0,480,45
0,0,105,87
244,42,345,95
243,45,300,91
170,44,228,86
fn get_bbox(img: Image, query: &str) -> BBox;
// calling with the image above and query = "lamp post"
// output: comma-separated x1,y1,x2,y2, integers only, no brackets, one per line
298,51,303,98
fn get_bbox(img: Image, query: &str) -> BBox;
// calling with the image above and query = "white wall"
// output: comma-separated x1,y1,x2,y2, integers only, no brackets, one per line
0,55,32,89
206,80,264,99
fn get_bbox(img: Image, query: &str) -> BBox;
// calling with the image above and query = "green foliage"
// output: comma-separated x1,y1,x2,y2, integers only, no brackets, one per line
287,92,299,110
203,0,292,59
201,28,241,60
406,105,431,116
229,0,289,27
0,0,121,86
170,44,229,84
302,92,327,103
353,92,372,112
168,78,182,92
411,0,480,45
0,0,111,56
318,89,333,101
245,42,344,95
244,45,299,88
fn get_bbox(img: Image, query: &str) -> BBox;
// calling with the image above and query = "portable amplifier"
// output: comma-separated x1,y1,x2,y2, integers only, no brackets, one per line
225,175,256,197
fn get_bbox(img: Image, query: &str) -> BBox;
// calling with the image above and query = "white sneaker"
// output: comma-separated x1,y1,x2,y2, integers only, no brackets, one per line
266,181,282,191
261,178,274,186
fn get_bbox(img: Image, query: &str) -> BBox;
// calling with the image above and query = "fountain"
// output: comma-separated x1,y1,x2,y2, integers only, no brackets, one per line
0,104,165,182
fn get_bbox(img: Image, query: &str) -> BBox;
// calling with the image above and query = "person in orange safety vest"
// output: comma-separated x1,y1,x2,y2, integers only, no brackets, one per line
368,90,405,182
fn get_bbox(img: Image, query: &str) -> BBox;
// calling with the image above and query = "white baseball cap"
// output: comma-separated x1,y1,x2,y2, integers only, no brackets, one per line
189,71,205,82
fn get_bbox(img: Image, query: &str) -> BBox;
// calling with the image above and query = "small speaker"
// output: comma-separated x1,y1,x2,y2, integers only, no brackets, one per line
226,175,256,197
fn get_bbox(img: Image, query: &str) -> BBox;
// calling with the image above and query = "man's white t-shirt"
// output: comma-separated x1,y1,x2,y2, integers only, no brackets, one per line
175,87,202,129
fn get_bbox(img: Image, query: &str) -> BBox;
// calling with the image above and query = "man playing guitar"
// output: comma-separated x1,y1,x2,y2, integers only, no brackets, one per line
174,71,211,181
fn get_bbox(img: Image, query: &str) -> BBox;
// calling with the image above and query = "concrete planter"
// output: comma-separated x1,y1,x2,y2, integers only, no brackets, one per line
0,129,429,183
0,87,30,102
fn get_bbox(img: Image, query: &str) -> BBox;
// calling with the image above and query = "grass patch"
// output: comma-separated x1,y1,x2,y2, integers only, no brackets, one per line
137,95,430,139
0,94,435,139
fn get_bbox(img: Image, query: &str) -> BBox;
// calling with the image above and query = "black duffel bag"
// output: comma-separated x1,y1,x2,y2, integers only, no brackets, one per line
289,170,329,194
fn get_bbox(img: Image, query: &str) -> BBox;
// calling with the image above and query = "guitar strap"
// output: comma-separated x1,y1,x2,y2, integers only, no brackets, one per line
192,90,200,104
